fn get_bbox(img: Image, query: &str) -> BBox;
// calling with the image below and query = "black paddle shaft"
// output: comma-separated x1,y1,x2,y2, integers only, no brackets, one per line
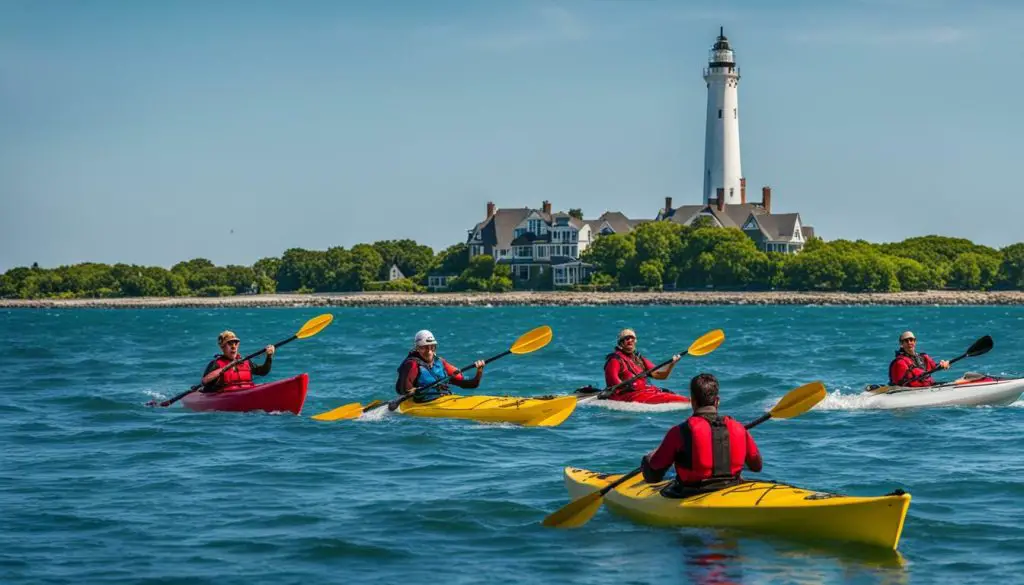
903,335,993,386
155,332,299,407
386,350,511,411
593,413,772,497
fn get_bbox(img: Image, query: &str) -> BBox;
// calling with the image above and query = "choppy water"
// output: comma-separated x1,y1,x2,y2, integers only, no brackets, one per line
2,306,1023,584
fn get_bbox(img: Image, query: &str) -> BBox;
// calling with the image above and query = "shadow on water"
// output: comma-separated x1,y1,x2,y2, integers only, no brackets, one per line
674,532,908,585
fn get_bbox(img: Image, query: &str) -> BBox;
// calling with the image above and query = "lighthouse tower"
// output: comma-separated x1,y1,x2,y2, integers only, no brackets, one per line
702,27,743,205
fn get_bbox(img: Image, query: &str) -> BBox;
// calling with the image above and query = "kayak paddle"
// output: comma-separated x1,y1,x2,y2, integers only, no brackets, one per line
584,329,725,400
310,325,554,421
867,334,993,394
541,380,827,529
148,313,334,408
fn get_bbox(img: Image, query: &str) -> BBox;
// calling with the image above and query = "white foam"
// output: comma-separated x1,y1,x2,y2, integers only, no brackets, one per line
578,396,690,413
810,388,883,411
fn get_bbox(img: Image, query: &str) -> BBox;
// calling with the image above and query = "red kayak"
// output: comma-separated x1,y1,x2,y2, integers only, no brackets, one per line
181,373,309,415
605,387,690,405
574,385,690,405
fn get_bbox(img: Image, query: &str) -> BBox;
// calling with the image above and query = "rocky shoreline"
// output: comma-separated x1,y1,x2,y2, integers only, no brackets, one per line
3,290,1024,308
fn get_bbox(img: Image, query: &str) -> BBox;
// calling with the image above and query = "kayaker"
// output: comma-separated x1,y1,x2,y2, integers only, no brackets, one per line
603,328,681,400
888,331,949,387
639,373,762,496
396,329,486,402
200,330,275,392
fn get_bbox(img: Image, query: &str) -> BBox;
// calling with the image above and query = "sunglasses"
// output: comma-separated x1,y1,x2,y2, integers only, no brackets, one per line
226,340,240,346
621,336,636,341
901,338,915,343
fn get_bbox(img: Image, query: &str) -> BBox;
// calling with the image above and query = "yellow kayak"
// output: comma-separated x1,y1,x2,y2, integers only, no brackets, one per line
563,467,911,550
398,394,577,426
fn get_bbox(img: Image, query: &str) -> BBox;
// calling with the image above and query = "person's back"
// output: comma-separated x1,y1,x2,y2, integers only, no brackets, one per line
640,373,761,492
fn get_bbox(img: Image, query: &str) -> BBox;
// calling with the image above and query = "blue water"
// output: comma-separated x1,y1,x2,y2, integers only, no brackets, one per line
2,306,1023,584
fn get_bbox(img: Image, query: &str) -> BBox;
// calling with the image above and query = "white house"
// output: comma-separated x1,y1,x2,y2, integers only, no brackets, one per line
388,264,405,281
467,201,646,287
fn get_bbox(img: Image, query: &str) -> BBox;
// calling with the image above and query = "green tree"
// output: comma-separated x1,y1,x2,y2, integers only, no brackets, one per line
997,243,1024,289
372,239,435,280
568,208,584,220
582,233,636,284
349,244,385,290
638,260,663,289
948,252,1000,290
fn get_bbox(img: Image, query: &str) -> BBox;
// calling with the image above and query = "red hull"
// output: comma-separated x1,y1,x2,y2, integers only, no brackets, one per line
606,387,690,405
181,373,309,415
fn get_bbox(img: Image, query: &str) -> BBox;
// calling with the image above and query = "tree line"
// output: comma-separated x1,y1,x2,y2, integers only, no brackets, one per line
2,228,1023,299
583,220,1024,291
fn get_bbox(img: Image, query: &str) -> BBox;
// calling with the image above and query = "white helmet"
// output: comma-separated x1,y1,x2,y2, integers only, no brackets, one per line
414,329,437,348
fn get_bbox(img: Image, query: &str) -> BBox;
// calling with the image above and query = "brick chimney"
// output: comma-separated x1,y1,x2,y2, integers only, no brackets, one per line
542,200,552,215
664,196,673,215
486,201,495,218
716,188,725,211
740,178,746,204
762,186,772,214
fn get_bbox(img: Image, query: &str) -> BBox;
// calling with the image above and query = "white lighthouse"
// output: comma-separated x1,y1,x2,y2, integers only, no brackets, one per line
702,27,743,205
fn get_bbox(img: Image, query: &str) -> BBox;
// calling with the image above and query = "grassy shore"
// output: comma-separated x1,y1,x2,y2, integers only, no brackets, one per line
3,290,1024,308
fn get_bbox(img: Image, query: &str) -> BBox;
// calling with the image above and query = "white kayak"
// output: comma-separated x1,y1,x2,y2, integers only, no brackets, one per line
861,376,1024,409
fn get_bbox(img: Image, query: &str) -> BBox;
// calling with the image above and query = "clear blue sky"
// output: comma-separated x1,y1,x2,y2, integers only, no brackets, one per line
2,0,1021,271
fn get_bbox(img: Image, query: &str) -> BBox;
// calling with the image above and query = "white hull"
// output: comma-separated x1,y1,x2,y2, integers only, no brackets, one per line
860,378,1024,409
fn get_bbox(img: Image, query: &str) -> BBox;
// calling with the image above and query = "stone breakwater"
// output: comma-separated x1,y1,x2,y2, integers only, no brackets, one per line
3,290,1024,308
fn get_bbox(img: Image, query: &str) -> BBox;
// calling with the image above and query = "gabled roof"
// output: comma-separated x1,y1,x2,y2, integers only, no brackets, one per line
667,203,769,228
583,211,644,234
742,213,804,242
468,208,532,249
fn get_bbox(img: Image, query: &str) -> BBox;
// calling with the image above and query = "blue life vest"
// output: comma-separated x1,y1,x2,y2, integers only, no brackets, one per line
409,356,451,402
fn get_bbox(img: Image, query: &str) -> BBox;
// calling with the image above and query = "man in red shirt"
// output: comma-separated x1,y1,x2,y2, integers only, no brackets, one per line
889,330,949,387
640,373,762,495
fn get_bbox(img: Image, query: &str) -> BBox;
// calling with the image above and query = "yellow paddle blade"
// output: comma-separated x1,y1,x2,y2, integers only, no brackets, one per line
510,325,553,355
297,313,334,339
310,402,362,421
768,381,826,419
541,490,605,529
687,329,725,357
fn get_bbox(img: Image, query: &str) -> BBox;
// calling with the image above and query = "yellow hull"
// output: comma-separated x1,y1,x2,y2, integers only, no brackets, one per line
398,395,577,427
564,467,911,550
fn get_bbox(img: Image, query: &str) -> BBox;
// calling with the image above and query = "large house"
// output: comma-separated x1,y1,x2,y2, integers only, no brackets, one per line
465,201,645,287
657,183,814,254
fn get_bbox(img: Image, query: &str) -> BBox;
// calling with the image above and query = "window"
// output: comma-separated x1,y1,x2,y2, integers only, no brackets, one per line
514,228,525,239
528,219,542,234
517,265,530,280
718,109,722,119
554,268,567,285
570,231,577,242
734,108,737,119
538,246,548,258
571,246,578,257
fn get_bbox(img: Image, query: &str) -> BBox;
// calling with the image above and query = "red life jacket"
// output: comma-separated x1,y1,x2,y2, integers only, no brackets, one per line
212,355,254,391
889,350,937,386
673,414,748,486
604,348,657,393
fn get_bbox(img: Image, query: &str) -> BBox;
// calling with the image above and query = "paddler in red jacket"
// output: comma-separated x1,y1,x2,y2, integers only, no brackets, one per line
640,373,762,495
603,328,680,399
888,331,949,387
200,330,275,392
396,329,486,403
